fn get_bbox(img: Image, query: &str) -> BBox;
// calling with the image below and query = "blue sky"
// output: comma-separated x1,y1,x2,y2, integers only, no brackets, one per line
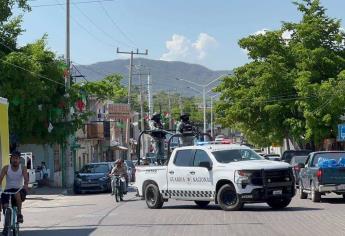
18,0,345,70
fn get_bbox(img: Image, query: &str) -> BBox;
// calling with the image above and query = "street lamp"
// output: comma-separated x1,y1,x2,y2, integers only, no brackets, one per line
176,74,228,134
210,93,220,138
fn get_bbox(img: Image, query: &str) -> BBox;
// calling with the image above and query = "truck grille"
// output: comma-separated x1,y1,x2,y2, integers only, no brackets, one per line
264,169,292,184
250,168,293,186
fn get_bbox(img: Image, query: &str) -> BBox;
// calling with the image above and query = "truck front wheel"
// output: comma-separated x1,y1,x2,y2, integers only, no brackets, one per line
267,198,291,209
217,184,243,211
145,184,164,209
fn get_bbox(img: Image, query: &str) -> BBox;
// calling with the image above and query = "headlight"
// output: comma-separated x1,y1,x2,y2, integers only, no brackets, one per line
235,170,253,184
99,176,107,181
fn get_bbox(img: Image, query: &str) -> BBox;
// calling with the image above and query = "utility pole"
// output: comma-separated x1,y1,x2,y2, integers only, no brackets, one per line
168,90,172,130
63,0,72,188
202,87,206,134
116,48,148,160
179,94,183,115
210,94,219,138
147,72,153,118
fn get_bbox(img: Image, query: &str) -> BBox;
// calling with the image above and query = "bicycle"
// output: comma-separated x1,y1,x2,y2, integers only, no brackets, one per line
111,175,126,202
0,187,23,236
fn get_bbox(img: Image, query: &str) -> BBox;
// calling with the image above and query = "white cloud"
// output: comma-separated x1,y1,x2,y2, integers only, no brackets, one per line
282,30,293,40
161,33,217,61
192,33,218,59
253,28,269,36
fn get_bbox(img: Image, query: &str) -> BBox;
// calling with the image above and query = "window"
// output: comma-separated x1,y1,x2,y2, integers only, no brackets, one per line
194,150,212,167
312,152,345,167
174,150,195,167
80,164,109,173
212,149,263,163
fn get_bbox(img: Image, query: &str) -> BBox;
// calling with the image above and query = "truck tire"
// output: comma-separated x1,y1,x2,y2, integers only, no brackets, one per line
217,184,242,211
299,181,308,199
194,201,210,208
267,198,291,209
311,184,321,202
145,184,164,209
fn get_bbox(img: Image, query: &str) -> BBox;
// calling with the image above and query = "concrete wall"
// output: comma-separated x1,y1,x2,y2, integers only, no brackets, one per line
18,144,54,181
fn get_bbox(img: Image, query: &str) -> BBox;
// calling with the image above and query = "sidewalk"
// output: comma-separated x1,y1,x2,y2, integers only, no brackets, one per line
28,186,69,196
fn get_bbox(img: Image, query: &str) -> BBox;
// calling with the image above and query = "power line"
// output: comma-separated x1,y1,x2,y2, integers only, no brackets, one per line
54,0,116,49
97,1,137,48
73,3,132,48
31,0,116,7
0,58,65,86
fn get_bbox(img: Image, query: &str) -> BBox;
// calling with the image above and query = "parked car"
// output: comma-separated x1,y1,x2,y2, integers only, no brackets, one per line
299,151,345,202
73,162,113,194
281,150,312,163
125,160,136,182
264,154,281,161
290,155,308,187
214,135,226,142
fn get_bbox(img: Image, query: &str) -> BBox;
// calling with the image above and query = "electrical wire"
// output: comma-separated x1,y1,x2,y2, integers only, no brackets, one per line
31,0,116,7
54,0,116,48
97,1,137,48
73,3,132,48
0,58,65,86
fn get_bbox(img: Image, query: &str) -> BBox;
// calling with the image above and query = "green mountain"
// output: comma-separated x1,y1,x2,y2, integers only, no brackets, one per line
76,58,231,94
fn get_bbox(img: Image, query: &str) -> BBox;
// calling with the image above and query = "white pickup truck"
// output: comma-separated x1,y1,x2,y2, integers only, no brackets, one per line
135,144,295,211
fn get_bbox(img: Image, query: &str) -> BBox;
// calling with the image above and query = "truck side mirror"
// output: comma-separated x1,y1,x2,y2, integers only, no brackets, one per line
199,161,212,170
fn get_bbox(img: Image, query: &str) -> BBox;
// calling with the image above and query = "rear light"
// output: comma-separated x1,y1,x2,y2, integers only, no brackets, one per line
317,169,323,180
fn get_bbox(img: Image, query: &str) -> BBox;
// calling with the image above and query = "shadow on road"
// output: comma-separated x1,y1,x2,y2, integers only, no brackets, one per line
242,206,323,211
26,197,54,201
22,228,96,236
32,204,97,209
162,204,323,212
319,197,345,204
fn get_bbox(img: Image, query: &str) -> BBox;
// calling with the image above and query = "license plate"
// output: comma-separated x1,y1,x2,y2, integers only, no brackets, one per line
273,190,282,195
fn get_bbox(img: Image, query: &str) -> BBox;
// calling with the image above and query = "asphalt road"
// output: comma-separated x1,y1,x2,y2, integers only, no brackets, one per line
19,187,345,236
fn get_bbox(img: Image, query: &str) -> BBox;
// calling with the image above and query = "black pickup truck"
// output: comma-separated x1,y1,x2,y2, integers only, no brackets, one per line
299,151,345,202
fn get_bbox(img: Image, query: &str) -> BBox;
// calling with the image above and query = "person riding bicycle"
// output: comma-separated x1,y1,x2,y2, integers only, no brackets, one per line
0,151,28,226
149,113,166,164
176,113,195,146
110,159,128,196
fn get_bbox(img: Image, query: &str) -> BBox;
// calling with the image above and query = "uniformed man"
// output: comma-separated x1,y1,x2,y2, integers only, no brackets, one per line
176,113,195,146
149,113,166,164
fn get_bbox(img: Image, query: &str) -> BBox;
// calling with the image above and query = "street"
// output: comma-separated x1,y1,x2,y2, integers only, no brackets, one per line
20,187,345,236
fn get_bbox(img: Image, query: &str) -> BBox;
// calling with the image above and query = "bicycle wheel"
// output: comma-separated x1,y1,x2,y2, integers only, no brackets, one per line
12,223,19,236
114,187,119,202
4,209,12,236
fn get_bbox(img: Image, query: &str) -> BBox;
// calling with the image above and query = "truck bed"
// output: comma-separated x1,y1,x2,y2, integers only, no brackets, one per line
320,167,345,185
134,165,168,196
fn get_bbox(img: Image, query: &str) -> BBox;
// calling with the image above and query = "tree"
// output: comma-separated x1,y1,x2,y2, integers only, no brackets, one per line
0,0,30,56
72,74,126,102
216,0,345,148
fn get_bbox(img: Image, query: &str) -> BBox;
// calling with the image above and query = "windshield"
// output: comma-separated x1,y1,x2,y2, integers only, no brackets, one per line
212,149,263,163
80,164,109,174
312,153,345,167
291,156,308,164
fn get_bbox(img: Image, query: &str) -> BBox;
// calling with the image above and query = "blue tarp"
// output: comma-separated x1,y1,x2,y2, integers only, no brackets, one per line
317,157,345,168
